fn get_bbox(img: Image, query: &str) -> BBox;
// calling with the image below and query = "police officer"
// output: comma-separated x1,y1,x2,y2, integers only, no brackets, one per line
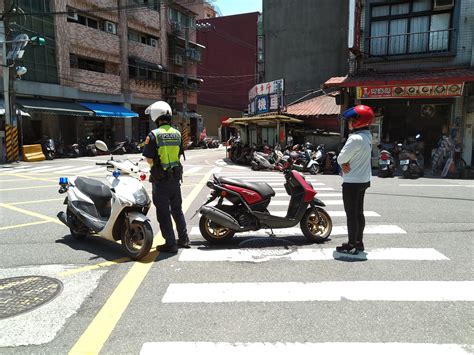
142,101,189,253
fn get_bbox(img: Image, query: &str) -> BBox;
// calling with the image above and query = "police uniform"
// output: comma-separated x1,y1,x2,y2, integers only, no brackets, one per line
142,123,188,249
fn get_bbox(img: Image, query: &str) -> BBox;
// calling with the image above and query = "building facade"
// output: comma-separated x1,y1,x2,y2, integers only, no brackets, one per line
263,0,349,104
196,12,260,140
324,0,474,168
0,0,205,162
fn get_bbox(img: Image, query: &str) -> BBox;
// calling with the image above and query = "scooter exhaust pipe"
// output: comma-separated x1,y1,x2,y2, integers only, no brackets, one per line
57,211,69,227
200,205,241,230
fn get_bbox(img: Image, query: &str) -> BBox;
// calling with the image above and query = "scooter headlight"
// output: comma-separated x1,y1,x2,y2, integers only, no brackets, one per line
132,188,149,206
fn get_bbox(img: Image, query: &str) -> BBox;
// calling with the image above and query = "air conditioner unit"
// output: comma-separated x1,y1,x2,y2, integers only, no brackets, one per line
148,38,158,47
171,21,182,33
175,54,183,66
104,21,117,34
434,0,454,10
67,11,78,21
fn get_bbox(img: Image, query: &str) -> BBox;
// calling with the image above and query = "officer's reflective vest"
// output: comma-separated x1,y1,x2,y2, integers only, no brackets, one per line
152,124,181,170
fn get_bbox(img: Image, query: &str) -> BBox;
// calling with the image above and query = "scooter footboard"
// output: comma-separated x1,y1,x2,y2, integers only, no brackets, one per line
200,205,241,231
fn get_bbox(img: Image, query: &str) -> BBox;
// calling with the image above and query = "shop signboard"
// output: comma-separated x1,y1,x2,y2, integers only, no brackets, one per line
256,95,269,114
357,83,464,99
248,79,285,116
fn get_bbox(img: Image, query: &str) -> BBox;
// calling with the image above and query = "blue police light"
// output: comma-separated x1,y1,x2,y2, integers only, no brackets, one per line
112,170,121,178
59,177,68,185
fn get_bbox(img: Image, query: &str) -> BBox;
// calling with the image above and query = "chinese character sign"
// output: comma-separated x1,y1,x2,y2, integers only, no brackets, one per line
256,95,269,114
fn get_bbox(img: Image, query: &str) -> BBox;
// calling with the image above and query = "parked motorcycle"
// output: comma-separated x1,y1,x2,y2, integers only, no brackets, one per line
41,137,56,160
377,144,395,178
56,140,153,260
398,135,424,178
195,166,333,244
289,147,320,175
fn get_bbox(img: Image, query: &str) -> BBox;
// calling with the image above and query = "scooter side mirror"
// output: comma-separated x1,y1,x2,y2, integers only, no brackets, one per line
95,140,109,152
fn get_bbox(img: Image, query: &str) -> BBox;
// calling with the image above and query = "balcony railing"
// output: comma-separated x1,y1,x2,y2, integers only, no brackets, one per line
367,28,455,57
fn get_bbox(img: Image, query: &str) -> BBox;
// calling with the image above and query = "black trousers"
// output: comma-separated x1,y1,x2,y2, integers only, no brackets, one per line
152,177,188,246
342,182,370,245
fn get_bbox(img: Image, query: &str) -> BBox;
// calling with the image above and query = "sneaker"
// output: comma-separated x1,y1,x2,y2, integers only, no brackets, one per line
177,237,190,249
336,243,359,255
156,244,178,253
356,242,365,252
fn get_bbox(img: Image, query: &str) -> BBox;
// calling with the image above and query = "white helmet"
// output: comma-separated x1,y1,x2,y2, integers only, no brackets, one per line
145,101,172,122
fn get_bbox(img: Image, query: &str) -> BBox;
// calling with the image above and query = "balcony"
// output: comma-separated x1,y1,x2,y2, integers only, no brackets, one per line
70,68,121,95
68,22,120,62
366,28,455,58
128,9,160,31
129,41,161,64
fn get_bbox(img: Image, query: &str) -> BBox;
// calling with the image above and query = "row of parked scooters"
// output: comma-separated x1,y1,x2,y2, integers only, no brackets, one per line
377,134,425,179
228,140,340,175
38,136,143,160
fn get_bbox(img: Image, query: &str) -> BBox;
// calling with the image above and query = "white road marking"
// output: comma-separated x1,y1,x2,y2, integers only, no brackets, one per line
275,192,340,197
189,225,407,236
400,184,474,187
269,210,380,217
162,281,474,303
13,165,53,172
269,200,342,205
268,182,325,186
141,342,473,355
271,187,335,191
179,248,449,262
184,166,203,175
27,165,75,173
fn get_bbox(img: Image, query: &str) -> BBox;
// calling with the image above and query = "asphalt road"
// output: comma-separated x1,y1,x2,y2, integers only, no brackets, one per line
0,147,473,355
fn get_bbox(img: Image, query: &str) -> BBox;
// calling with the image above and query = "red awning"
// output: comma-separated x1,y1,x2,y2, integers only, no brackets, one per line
323,68,474,88
286,92,340,116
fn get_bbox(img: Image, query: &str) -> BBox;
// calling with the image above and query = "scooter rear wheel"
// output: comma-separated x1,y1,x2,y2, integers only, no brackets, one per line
199,215,235,245
67,207,88,240
122,220,153,260
300,208,332,242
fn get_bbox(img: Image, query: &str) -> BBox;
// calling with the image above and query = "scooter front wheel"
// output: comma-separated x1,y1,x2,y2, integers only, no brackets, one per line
122,220,153,260
199,215,235,245
300,208,332,242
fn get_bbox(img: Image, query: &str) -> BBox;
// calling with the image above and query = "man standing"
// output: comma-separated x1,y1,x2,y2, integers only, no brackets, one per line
142,101,190,253
336,105,374,255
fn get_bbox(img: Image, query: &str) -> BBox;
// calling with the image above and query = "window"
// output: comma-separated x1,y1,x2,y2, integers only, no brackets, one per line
128,29,159,47
169,8,194,28
369,0,453,56
70,54,105,73
133,0,160,11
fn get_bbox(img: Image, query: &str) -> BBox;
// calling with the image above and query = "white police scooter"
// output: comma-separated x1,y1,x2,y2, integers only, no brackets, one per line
57,140,153,260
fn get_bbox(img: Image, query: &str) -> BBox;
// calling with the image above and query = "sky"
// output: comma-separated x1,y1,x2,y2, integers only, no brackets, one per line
212,0,262,16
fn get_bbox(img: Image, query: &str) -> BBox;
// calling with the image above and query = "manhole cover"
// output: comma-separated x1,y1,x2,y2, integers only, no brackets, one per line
0,276,63,319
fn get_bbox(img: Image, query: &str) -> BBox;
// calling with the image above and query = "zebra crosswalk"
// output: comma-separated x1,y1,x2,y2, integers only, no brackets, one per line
139,168,472,353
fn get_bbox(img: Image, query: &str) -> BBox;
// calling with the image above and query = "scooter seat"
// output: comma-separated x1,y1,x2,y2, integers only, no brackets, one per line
75,177,112,201
217,177,275,200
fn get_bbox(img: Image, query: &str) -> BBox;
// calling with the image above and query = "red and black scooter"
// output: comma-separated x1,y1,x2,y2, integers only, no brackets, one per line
196,168,333,244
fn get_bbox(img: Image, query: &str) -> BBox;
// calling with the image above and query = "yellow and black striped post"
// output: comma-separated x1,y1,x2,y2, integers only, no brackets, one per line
180,124,190,150
5,124,19,163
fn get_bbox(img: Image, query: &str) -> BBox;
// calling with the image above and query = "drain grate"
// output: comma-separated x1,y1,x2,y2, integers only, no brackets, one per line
0,276,63,319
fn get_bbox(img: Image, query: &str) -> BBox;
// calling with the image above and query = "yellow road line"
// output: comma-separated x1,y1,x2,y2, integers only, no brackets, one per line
0,185,56,192
0,203,63,225
9,198,64,205
68,170,212,355
0,220,51,231
0,178,33,182
0,173,57,182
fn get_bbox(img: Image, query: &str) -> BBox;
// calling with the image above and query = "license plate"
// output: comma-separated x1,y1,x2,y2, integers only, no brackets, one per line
379,159,390,164
400,159,409,165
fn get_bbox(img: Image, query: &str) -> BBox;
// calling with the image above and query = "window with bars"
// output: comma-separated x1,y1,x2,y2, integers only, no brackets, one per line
368,0,454,56
70,54,105,73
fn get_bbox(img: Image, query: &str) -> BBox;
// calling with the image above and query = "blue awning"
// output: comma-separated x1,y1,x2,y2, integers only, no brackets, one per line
79,102,139,118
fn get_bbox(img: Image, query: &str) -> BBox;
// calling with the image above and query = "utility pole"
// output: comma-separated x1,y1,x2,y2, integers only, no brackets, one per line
183,24,189,123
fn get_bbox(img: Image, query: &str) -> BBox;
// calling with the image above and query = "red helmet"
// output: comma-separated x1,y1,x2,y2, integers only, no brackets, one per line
341,105,375,129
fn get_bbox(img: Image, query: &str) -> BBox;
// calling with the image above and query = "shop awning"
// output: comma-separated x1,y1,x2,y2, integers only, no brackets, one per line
286,92,340,116
323,67,474,88
129,57,165,71
79,102,139,118
224,114,304,126
16,98,94,116
0,99,30,117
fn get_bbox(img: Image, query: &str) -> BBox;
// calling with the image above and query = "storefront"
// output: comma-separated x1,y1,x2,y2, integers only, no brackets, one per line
324,69,474,167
